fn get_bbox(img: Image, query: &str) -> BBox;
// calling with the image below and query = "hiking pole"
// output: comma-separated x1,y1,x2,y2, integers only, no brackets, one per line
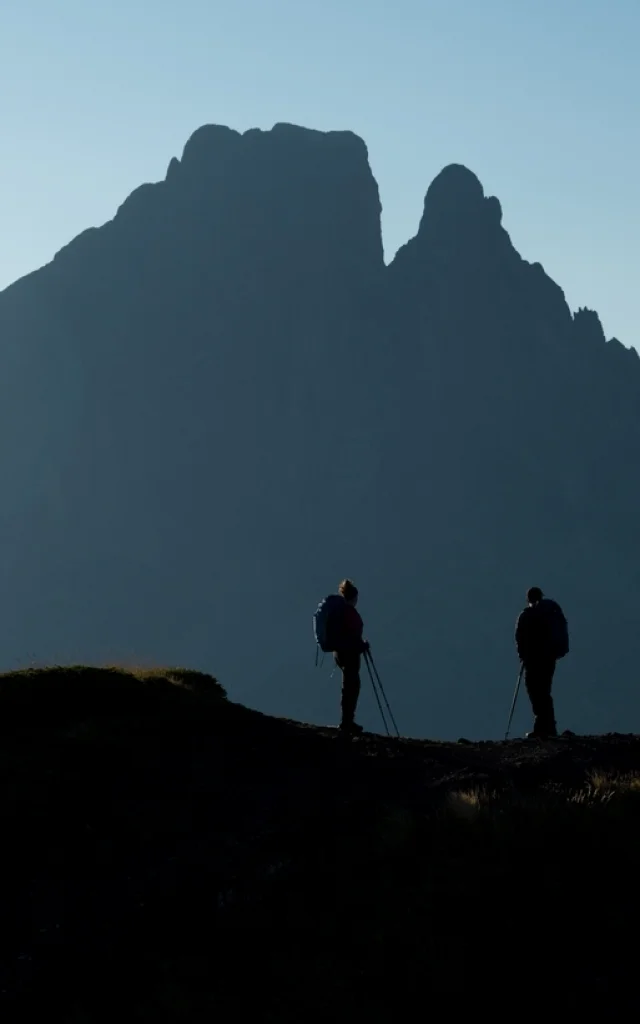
365,651,400,738
364,653,390,736
505,664,524,740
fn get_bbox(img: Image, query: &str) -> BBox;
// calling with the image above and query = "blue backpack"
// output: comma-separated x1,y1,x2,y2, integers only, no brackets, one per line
313,594,346,653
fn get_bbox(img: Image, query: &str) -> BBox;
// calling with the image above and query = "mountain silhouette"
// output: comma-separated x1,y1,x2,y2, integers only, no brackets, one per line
0,121,637,739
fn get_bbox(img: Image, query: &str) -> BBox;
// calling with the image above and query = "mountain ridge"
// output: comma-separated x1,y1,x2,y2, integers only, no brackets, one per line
3,121,636,367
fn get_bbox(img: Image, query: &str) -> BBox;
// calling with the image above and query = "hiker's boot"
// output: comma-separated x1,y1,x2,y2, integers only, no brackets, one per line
340,720,363,736
525,727,558,740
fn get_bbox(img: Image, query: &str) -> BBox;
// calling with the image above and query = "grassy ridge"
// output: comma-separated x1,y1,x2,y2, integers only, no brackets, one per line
1,667,639,1019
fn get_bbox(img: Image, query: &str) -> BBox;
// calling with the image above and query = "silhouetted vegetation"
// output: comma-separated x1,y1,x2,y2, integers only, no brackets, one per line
1,667,639,1019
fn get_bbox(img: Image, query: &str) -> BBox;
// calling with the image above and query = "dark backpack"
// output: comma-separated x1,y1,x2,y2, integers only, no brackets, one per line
313,594,346,653
540,598,569,659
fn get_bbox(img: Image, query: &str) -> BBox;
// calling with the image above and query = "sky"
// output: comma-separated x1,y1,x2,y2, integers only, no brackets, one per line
0,0,638,350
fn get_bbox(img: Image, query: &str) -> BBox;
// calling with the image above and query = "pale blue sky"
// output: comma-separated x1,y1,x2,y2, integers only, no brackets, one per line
0,0,638,349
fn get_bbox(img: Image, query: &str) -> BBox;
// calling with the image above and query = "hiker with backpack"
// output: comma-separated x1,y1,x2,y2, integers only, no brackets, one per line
515,587,569,739
313,579,369,735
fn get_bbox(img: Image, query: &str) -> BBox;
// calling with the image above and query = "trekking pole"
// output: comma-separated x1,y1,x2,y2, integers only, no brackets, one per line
505,664,524,740
365,651,400,738
363,654,390,736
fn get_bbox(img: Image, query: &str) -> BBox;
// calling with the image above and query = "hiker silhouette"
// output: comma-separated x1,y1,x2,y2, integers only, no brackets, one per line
314,579,369,734
515,587,569,738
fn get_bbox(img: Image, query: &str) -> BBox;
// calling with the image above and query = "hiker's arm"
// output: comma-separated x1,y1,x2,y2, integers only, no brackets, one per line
355,610,368,652
515,613,527,660
345,608,367,653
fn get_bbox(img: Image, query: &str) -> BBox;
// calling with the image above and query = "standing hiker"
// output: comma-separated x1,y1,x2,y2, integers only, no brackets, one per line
313,579,369,735
334,579,369,735
515,587,569,739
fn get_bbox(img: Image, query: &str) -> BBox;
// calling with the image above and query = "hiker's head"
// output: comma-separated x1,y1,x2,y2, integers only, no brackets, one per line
339,579,359,607
527,586,543,606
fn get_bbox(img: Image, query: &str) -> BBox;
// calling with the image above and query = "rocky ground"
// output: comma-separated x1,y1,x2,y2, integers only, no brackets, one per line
1,667,639,1020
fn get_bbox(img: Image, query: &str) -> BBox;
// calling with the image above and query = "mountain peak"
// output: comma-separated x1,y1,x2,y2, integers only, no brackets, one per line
427,163,485,204
176,123,243,175
418,162,503,240
168,121,375,189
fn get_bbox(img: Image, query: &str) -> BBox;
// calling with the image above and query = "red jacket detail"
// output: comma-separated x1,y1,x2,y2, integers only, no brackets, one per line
339,604,365,653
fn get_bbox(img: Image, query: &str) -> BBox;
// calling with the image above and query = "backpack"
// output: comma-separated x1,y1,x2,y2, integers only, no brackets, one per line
313,594,346,653
541,598,569,659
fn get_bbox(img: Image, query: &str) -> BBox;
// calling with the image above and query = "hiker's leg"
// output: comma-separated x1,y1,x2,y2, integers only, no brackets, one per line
539,659,557,734
524,662,544,733
524,660,557,735
338,653,361,728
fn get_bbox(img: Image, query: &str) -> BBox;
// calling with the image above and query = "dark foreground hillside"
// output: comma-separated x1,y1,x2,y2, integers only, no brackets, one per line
1,667,640,1019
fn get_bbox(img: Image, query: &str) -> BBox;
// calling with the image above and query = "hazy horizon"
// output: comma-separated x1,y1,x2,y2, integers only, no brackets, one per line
1,0,638,350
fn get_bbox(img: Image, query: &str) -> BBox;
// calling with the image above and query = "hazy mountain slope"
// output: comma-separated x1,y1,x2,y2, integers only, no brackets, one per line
0,123,638,738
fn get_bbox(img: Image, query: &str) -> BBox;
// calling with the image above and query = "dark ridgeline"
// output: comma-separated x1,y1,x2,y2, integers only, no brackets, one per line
0,122,637,739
